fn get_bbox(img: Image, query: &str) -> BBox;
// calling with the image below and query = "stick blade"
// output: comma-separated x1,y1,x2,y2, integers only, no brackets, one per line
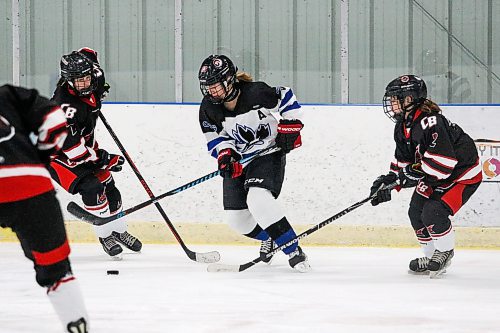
67,202,93,222
207,263,241,273
195,251,221,263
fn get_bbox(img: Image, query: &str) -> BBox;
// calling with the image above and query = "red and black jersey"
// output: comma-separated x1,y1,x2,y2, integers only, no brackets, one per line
390,109,482,186
0,85,67,203
51,51,107,166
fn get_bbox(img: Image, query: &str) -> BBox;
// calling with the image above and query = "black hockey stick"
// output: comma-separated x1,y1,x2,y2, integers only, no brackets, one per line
96,112,219,263
207,182,399,272
67,145,279,225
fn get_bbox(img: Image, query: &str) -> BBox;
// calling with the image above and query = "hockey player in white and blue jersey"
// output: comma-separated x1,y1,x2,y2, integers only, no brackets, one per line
198,55,310,272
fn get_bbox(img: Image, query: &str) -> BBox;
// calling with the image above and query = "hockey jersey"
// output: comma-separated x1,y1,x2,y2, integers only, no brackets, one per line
199,81,302,159
390,109,482,187
51,50,108,166
0,85,67,203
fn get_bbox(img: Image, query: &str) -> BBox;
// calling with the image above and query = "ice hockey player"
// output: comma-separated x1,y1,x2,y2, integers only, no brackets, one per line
48,47,142,258
198,54,310,272
0,84,89,332
370,75,482,278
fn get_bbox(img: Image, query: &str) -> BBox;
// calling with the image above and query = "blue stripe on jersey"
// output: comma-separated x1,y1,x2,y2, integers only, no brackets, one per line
207,137,230,152
280,101,301,115
279,89,294,108
210,149,218,158
274,229,298,255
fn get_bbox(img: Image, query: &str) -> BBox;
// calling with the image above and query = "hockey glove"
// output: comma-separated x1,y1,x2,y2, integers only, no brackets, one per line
101,82,111,100
370,173,398,206
275,119,304,153
95,149,125,172
398,163,425,188
217,148,243,179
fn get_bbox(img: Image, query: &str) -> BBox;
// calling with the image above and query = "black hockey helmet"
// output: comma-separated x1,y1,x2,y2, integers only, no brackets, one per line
60,51,96,96
198,55,239,104
383,75,427,122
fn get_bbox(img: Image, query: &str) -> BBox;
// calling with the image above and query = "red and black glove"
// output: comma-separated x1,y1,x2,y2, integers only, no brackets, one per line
217,148,243,179
95,149,125,172
398,163,425,188
276,119,303,153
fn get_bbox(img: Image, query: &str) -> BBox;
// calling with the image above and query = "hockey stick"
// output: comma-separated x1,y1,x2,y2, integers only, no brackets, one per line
67,144,279,225
207,182,399,272
96,112,219,263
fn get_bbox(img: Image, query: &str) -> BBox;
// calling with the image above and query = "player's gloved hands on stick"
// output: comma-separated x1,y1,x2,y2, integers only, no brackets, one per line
370,172,398,206
275,119,304,153
217,148,242,179
95,149,125,172
398,163,425,188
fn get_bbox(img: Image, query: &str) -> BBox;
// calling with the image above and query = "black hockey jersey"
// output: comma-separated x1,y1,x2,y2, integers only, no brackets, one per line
390,109,482,186
199,81,302,159
0,85,67,203
51,52,107,166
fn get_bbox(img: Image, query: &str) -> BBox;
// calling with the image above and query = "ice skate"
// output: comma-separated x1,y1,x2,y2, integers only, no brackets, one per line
408,256,431,275
259,237,275,264
99,235,123,258
288,246,311,273
428,249,454,279
66,317,88,333
112,231,142,252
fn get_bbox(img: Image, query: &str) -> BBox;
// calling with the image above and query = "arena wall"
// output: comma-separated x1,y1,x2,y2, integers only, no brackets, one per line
2,104,499,247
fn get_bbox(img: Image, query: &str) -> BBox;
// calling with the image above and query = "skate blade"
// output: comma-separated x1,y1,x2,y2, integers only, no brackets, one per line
408,270,430,275
429,269,447,279
292,261,311,273
110,253,123,261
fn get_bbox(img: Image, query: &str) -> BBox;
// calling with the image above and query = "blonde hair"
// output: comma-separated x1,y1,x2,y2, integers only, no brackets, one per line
420,99,442,114
236,71,253,82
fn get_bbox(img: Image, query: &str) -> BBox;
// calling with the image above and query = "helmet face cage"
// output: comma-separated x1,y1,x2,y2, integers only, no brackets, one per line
60,51,96,96
382,75,427,122
198,55,238,104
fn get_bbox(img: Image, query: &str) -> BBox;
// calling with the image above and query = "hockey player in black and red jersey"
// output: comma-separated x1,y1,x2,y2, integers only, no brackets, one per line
198,55,310,272
370,75,482,278
48,47,142,258
0,85,89,332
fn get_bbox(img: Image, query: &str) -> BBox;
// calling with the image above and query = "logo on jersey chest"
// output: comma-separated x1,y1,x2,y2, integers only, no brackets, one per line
232,123,271,152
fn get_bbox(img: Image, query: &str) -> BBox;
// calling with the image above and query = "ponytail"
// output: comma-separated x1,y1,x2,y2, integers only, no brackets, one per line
236,71,253,82
420,99,442,114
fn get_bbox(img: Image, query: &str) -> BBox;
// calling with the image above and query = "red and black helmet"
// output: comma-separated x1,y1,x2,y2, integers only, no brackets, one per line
198,55,239,104
383,75,427,122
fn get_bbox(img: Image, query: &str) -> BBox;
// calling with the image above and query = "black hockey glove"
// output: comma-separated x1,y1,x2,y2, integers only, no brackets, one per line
370,173,398,206
275,119,304,154
217,148,243,179
398,163,425,188
101,82,110,100
95,149,125,172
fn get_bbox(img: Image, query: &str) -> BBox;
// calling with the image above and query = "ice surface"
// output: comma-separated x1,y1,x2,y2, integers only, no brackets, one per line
1,243,499,333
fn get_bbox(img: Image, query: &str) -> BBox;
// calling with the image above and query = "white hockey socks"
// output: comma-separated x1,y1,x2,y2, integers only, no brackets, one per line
47,273,89,333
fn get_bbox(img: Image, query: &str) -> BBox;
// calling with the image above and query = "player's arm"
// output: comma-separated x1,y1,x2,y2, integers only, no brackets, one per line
273,86,304,153
419,115,458,184
58,103,99,165
12,86,68,162
199,105,236,158
78,47,109,99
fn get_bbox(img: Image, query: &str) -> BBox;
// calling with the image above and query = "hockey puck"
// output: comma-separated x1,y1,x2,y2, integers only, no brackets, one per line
107,270,119,275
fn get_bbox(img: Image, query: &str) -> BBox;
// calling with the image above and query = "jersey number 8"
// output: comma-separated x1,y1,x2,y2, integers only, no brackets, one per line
61,103,77,119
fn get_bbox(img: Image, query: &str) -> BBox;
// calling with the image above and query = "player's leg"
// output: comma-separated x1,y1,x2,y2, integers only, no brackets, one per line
101,174,142,252
1,191,89,333
245,152,310,272
222,176,275,263
75,173,124,257
49,160,122,257
424,181,481,278
408,191,434,274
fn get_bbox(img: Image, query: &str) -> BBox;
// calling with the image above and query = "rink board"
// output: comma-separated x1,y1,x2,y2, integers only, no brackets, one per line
1,221,500,248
